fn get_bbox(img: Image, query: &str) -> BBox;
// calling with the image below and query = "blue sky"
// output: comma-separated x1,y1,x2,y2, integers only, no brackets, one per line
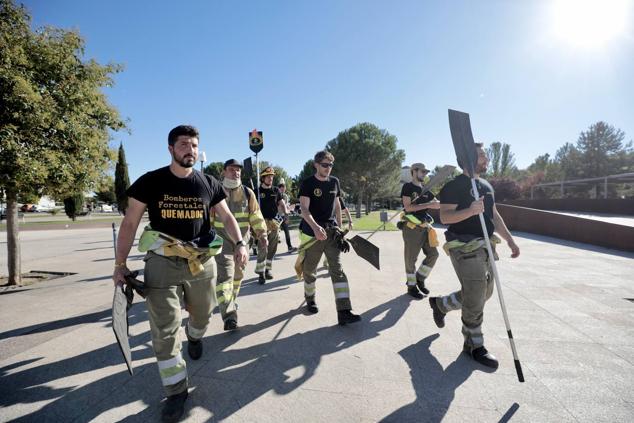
23,0,634,182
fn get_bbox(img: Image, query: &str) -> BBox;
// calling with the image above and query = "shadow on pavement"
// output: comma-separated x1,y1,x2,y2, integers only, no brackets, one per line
379,333,495,422
0,308,112,341
1,294,421,422
0,306,157,422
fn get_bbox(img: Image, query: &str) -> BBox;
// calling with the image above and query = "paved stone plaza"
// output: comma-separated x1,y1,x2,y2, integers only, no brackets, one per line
1,225,632,422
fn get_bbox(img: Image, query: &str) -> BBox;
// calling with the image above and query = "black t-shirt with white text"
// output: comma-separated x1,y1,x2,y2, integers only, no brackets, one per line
438,174,495,237
400,182,435,223
298,175,340,236
259,186,282,219
127,167,225,242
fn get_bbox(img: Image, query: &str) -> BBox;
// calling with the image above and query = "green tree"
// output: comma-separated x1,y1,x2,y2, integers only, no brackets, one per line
576,122,628,178
486,142,516,177
429,165,462,196
203,161,224,180
294,159,315,200
0,0,126,284
296,159,315,186
325,123,405,217
527,154,551,173
114,143,130,214
63,193,84,221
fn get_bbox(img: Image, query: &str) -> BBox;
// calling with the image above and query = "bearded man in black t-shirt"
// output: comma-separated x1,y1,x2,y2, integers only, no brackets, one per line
255,166,287,284
400,162,440,299
112,125,248,422
429,143,519,370
297,150,361,326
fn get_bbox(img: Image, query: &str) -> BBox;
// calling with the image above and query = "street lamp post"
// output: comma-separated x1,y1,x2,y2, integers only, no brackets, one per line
200,151,207,173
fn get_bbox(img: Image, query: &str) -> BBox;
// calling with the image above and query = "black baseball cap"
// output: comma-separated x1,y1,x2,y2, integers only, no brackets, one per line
223,159,243,169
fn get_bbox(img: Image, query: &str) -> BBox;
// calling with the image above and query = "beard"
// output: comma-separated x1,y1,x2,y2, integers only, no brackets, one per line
173,152,196,168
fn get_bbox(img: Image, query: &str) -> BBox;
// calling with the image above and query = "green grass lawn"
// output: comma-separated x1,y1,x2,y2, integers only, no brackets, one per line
286,211,400,231
350,210,400,231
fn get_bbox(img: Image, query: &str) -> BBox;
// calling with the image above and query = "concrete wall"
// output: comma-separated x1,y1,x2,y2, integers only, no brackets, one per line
503,199,634,216
496,204,634,252
427,205,634,252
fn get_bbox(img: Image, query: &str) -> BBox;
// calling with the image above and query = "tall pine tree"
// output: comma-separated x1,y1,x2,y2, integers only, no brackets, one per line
115,143,130,214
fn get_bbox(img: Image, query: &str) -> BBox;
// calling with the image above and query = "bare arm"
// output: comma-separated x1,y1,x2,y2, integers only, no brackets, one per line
214,200,248,265
344,207,353,229
439,199,484,225
277,199,287,216
112,198,146,285
300,195,327,240
403,195,440,213
493,205,520,258
335,198,342,227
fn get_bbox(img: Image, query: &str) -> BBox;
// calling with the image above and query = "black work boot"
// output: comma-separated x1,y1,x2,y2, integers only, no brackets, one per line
161,389,188,423
307,299,319,314
416,275,430,295
407,285,424,300
429,297,446,328
257,272,265,285
185,327,202,360
224,316,238,331
469,346,499,369
265,269,274,280
337,310,362,325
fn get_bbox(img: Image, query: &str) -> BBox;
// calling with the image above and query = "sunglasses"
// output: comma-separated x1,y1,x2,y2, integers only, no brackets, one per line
318,162,334,168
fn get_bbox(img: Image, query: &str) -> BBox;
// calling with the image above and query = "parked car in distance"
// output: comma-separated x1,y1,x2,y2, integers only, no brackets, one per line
100,204,113,212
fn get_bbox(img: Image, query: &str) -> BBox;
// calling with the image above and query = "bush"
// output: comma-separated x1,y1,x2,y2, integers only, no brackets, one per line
490,178,521,202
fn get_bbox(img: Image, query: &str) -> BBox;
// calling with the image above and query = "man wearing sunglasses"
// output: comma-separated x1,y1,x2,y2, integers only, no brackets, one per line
297,151,361,325
400,163,440,299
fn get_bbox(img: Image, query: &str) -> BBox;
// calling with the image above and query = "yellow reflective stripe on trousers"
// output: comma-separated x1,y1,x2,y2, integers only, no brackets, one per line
333,282,349,299
255,261,266,272
216,280,233,304
186,321,207,340
304,281,316,296
417,264,432,277
158,353,187,386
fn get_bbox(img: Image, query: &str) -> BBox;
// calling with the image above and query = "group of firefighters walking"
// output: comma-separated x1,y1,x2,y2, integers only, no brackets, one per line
112,125,519,422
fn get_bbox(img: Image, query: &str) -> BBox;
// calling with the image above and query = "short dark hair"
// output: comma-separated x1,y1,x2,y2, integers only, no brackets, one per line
457,142,484,169
314,150,334,163
168,125,199,146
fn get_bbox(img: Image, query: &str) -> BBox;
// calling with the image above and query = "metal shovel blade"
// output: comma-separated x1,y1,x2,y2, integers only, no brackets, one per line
448,109,477,176
349,235,380,270
112,287,134,375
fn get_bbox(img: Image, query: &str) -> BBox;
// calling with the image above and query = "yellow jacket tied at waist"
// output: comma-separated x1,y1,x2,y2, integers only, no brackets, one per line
138,226,223,275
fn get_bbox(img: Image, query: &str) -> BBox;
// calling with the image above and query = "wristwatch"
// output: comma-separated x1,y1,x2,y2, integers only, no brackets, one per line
236,239,246,248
